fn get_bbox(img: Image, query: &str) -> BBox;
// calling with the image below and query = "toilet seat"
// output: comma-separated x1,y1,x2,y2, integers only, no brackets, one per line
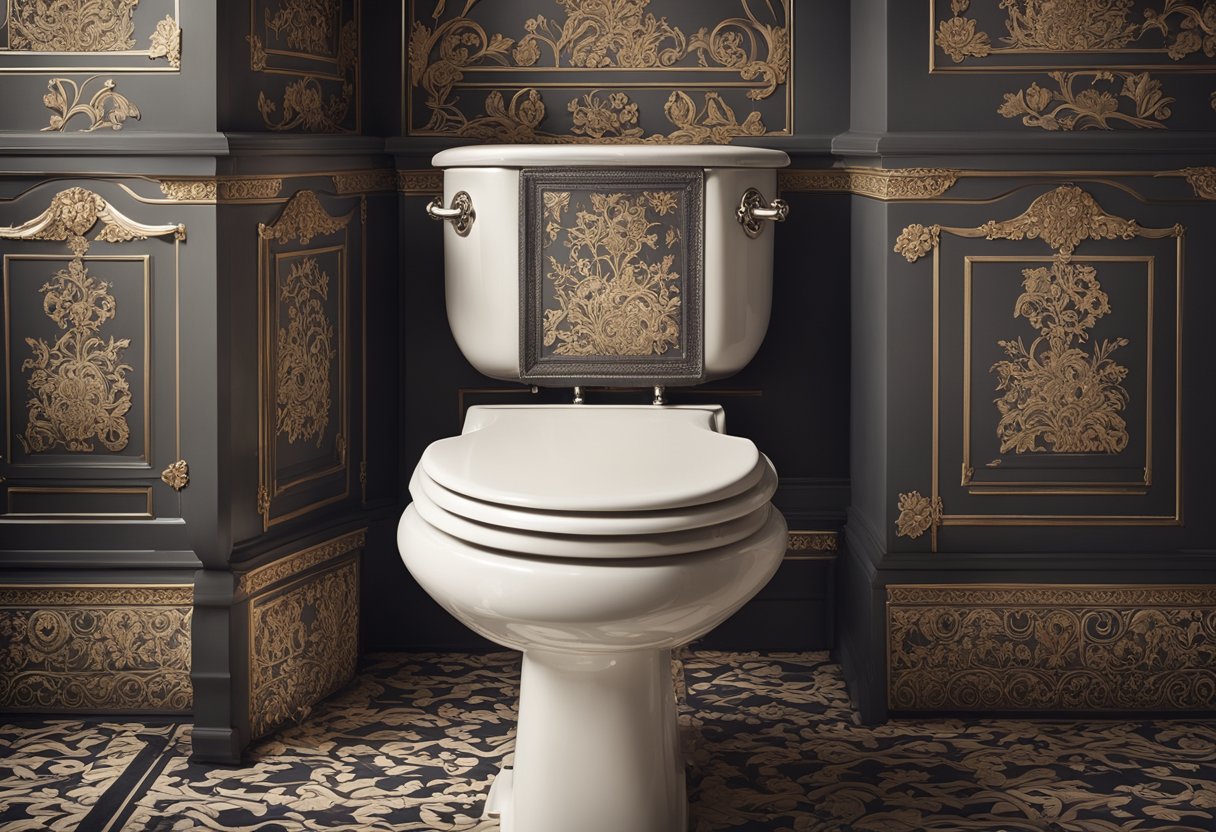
419,406,764,512
408,405,780,560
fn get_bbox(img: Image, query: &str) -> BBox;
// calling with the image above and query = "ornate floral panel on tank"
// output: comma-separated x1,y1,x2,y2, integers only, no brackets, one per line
520,168,704,386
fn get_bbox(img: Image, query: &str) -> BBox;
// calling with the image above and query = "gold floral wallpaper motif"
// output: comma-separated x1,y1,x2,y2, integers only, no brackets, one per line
0,584,192,712
896,491,943,539
19,259,133,454
998,71,1174,130
406,0,790,142
276,257,335,446
888,584,1216,711
237,529,365,597
1,188,183,457
42,76,140,132
249,558,358,738
541,190,683,358
992,260,1131,454
7,0,140,51
250,0,359,132
935,0,1216,64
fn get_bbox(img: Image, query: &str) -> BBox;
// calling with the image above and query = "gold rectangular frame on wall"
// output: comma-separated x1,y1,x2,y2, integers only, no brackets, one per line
256,191,356,531
960,254,1157,495
0,0,182,73
5,485,153,518
402,0,793,142
3,253,152,469
928,223,1183,535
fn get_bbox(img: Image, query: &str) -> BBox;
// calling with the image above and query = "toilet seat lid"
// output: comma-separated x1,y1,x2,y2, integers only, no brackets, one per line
420,406,763,513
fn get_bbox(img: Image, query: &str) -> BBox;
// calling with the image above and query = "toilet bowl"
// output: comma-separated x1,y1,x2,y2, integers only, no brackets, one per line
398,405,787,832
399,144,792,831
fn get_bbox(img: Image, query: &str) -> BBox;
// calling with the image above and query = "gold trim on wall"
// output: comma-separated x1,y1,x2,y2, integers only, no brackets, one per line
332,170,396,194
887,583,1216,712
1181,166,1216,199
396,169,442,196
4,485,153,518
785,530,840,560
238,528,365,598
893,186,1184,548
778,168,962,200
0,582,193,712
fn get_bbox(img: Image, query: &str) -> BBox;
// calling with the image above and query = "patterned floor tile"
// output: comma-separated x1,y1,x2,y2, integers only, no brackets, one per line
2,652,1215,832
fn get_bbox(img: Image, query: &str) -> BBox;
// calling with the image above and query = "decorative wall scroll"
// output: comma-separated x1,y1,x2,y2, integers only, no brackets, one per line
0,584,193,712
1,188,183,466
997,70,1174,130
0,0,182,72
893,185,1183,548
405,0,791,142
248,0,359,132
256,190,356,530
520,168,703,385
887,584,1216,712
786,531,840,554
248,555,359,738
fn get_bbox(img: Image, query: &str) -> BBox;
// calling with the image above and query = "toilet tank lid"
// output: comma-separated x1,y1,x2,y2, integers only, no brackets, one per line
431,145,790,169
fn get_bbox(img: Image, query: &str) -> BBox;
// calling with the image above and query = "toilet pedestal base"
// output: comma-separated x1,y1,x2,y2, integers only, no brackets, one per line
492,648,687,832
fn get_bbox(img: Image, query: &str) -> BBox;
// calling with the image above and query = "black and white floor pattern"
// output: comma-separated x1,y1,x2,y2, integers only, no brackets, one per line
3,651,1216,831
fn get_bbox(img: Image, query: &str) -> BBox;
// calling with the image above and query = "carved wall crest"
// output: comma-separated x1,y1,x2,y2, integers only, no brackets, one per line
896,491,943,539
259,190,351,245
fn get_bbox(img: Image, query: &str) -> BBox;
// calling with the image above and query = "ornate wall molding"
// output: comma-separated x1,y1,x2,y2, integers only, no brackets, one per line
248,557,358,737
1181,166,1216,199
779,168,962,200
238,529,366,597
258,189,350,244
395,169,443,196
0,583,193,712
2,1,182,72
892,186,1184,548
1,188,183,461
160,459,189,490
888,583,1216,712
998,71,1174,131
332,170,397,194
786,531,840,554
159,180,218,202
405,0,790,143
220,178,284,202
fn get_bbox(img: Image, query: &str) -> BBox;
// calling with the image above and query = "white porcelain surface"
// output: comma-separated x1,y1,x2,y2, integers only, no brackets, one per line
398,502,787,653
421,405,763,513
412,455,778,536
432,144,790,168
436,145,787,383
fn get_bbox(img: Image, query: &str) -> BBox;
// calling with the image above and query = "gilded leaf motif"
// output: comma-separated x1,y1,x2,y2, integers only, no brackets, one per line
19,259,133,454
542,191,682,357
991,259,1130,454
265,0,338,55
41,77,140,133
998,71,1172,131
276,258,335,446
895,491,943,539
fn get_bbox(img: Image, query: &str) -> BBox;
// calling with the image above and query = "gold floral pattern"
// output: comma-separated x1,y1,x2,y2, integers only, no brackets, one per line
408,0,788,142
936,0,1216,61
7,0,139,51
893,223,941,262
160,459,189,490
41,76,140,132
973,185,1152,256
992,260,1130,454
258,190,349,245
0,586,192,712
7,652,1216,831
542,190,682,357
275,257,336,446
19,259,132,454
1182,165,1216,198
237,529,365,597
888,585,1216,711
147,15,182,68
265,0,338,55
249,559,358,739
896,490,944,539
998,71,1173,130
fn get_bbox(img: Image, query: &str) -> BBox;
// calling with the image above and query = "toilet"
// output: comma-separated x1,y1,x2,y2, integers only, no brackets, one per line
399,145,791,832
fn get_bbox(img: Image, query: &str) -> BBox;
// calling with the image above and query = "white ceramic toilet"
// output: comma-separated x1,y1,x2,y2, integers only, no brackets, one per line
399,145,792,832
